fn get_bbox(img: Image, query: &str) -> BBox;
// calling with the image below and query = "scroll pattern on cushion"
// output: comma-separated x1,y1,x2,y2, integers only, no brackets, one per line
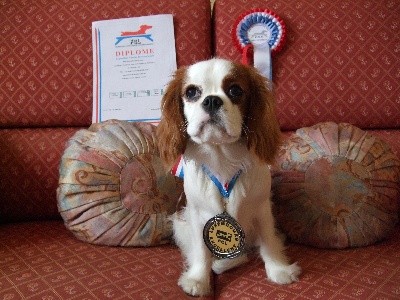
271,122,400,249
57,120,182,246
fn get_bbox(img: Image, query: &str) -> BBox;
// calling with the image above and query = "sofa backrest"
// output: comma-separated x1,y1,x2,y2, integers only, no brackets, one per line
0,0,211,223
213,0,399,131
0,0,398,224
0,0,212,129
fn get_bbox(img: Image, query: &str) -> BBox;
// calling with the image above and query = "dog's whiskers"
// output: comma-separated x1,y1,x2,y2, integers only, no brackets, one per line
179,120,188,133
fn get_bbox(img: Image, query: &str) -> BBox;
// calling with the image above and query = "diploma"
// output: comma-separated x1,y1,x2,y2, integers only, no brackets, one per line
92,15,177,124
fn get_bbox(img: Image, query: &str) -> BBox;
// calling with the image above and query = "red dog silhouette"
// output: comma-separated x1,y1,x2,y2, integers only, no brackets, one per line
121,25,152,36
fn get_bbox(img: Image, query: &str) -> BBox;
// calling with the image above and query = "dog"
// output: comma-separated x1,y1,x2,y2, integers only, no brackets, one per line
156,58,301,297
120,24,152,36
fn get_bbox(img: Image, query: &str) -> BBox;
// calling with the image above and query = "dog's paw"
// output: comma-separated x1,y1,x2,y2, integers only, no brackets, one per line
178,272,211,297
266,262,301,284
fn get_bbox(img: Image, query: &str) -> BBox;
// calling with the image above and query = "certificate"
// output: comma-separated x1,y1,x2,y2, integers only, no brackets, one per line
92,14,177,123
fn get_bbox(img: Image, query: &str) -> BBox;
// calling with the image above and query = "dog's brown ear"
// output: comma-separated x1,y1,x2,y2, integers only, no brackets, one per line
244,66,282,163
156,67,189,169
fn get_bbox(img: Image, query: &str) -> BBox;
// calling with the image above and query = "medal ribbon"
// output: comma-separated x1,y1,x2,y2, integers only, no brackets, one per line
171,155,184,178
202,164,242,198
171,156,242,198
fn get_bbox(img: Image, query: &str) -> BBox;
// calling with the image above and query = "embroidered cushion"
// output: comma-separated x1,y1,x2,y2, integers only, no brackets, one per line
271,122,400,249
57,120,182,246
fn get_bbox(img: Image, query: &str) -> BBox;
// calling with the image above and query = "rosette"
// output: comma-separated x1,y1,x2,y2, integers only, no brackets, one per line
232,9,286,80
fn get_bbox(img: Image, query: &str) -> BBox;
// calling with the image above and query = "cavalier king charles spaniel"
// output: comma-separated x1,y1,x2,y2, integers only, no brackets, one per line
157,58,301,296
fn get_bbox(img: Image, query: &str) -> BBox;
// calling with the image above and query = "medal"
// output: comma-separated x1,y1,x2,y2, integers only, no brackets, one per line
201,164,245,259
171,159,246,259
203,211,245,259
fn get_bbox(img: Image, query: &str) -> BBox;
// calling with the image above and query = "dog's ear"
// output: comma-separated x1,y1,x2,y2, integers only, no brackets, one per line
156,67,189,169
244,66,282,163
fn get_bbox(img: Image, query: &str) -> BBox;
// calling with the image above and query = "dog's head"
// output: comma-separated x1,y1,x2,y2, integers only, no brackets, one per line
157,58,281,168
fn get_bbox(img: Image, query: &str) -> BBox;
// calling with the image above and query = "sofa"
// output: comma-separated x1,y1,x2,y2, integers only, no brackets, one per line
1,0,399,299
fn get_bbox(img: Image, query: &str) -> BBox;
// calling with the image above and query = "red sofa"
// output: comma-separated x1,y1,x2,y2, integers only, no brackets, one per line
1,0,399,299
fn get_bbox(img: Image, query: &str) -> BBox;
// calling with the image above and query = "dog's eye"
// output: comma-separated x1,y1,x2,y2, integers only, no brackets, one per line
229,85,243,98
185,86,202,101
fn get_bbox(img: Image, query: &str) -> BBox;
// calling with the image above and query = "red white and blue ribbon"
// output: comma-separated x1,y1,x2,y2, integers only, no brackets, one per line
232,9,286,80
202,165,242,198
172,155,242,198
171,155,184,179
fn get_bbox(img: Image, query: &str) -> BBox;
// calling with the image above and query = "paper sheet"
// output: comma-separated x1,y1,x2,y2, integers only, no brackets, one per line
92,14,177,123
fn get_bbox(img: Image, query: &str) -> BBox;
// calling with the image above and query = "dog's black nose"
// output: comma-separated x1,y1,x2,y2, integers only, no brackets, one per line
202,96,223,115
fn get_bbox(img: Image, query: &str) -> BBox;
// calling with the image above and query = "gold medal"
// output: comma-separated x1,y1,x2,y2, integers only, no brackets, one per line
203,212,245,259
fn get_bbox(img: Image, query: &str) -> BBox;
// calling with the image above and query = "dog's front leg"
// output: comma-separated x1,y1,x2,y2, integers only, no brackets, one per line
256,201,301,284
173,211,212,297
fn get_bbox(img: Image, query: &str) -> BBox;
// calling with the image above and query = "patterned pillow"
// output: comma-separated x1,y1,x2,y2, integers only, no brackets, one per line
57,120,182,246
271,122,400,249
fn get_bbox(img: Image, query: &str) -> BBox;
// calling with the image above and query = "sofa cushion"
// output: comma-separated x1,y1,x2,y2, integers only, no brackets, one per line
0,0,211,128
213,0,400,131
368,130,400,158
214,226,400,299
271,122,400,248
0,221,205,299
57,120,182,246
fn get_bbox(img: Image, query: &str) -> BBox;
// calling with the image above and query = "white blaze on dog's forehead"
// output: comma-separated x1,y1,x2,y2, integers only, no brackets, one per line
186,59,233,93
182,58,244,145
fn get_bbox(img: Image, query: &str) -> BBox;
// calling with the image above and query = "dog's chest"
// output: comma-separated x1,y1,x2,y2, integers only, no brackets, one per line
183,162,248,213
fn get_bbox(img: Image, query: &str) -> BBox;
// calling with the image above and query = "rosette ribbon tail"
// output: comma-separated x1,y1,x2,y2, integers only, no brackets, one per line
253,43,272,81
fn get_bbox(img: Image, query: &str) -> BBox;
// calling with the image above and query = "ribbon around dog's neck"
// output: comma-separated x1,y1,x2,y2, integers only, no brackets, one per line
202,164,242,198
232,9,286,81
171,155,242,199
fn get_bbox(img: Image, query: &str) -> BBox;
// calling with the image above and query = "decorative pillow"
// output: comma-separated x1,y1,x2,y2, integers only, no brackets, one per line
57,120,182,246
271,122,400,249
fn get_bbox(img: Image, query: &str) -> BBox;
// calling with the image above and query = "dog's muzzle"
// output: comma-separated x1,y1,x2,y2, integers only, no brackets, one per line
202,96,223,117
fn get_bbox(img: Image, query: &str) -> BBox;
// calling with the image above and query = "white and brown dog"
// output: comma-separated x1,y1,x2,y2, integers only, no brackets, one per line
157,58,301,296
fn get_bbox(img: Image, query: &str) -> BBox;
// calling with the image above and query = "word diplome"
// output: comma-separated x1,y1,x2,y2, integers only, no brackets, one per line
116,48,154,57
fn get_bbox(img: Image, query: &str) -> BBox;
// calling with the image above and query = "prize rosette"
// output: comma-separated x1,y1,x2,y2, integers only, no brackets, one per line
232,9,286,79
